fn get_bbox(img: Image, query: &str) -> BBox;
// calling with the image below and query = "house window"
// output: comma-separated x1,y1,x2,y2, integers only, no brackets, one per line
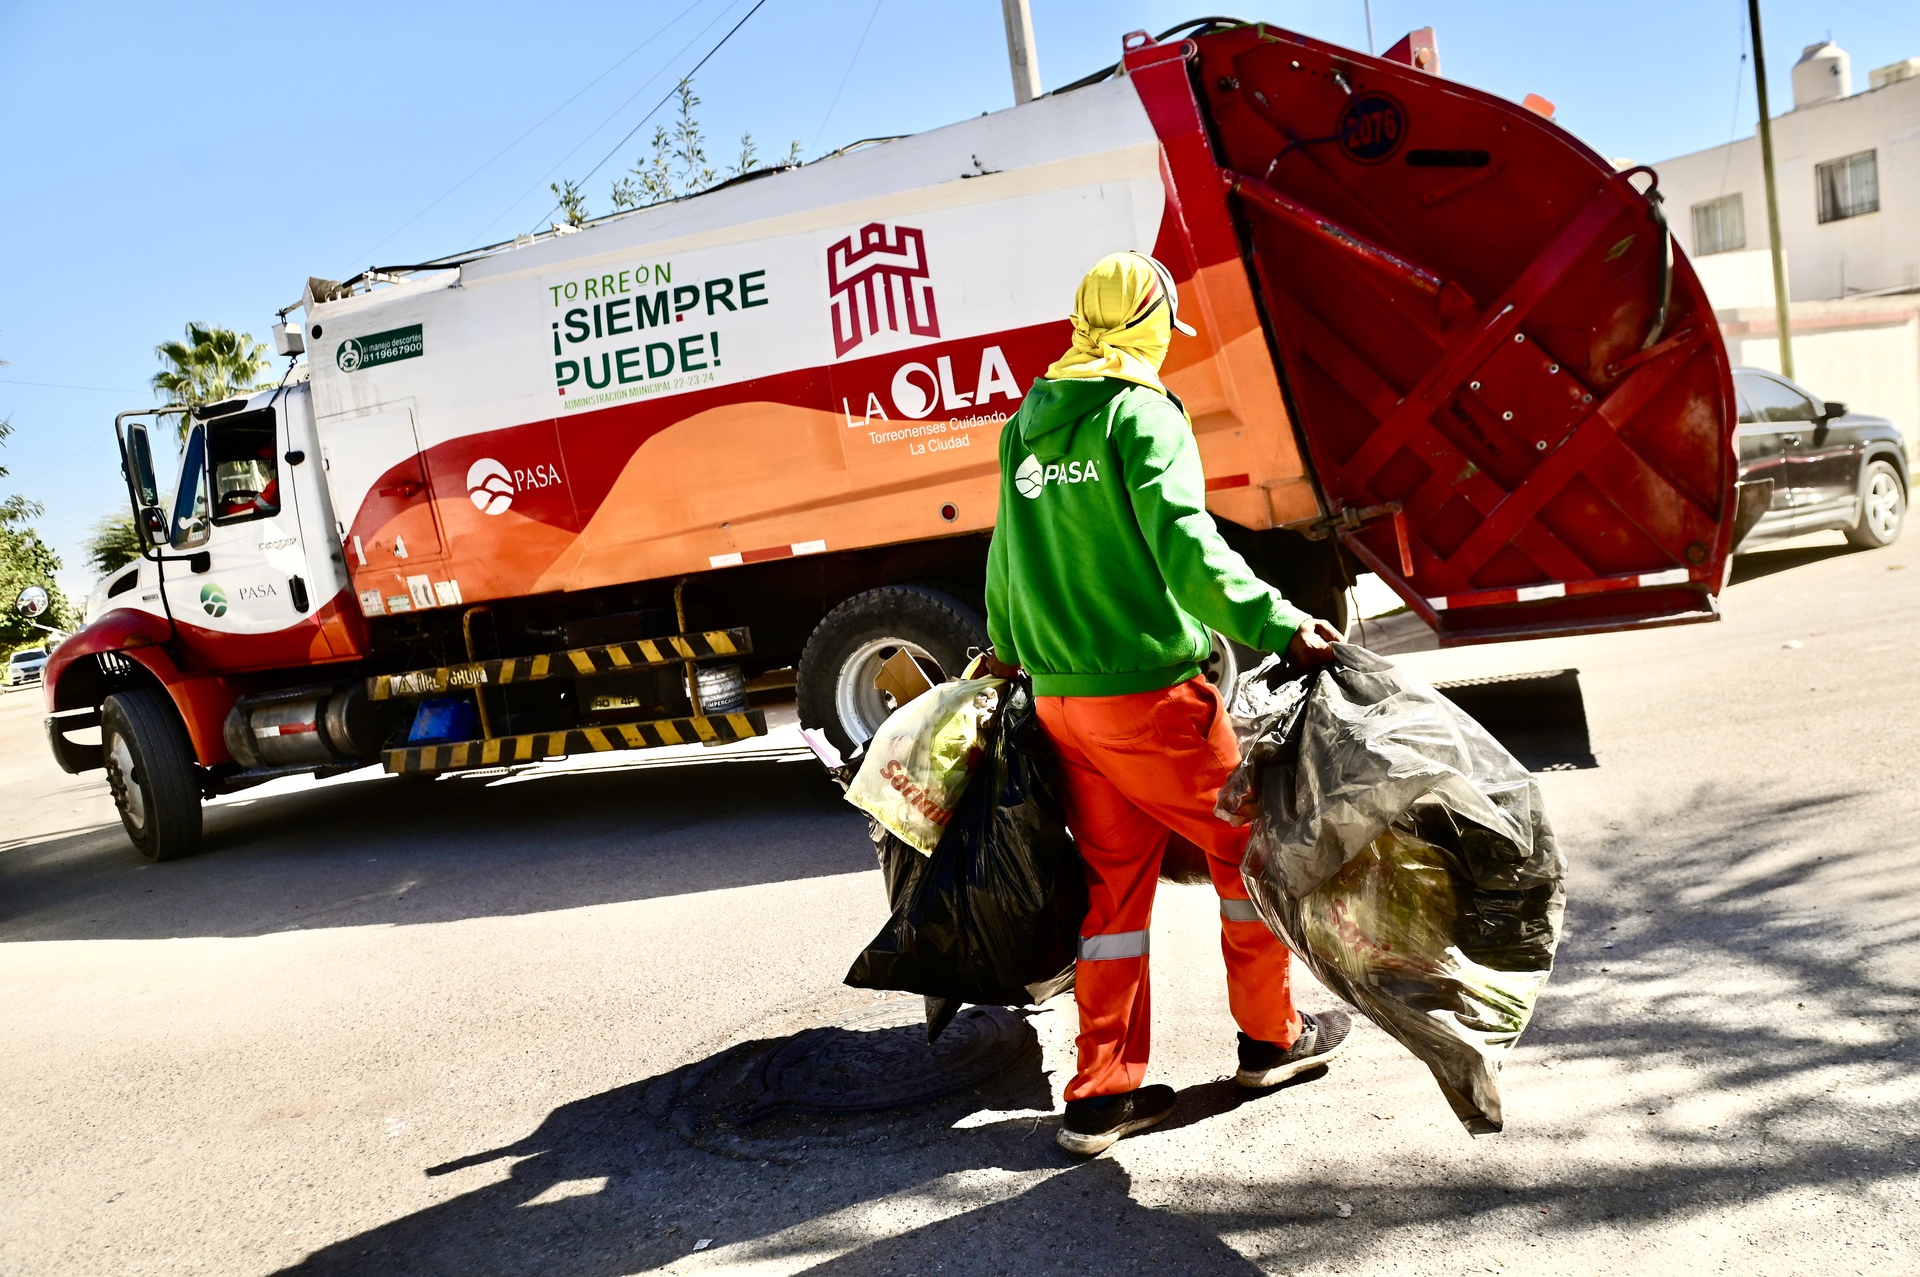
1816,151,1879,223
1691,193,1746,255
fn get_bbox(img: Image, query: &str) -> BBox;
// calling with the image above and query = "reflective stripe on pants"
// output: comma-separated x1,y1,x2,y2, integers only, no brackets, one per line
1079,930,1151,961
1218,896,1262,923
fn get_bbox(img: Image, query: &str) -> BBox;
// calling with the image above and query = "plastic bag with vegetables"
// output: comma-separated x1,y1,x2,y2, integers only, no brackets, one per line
1219,644,1564,1133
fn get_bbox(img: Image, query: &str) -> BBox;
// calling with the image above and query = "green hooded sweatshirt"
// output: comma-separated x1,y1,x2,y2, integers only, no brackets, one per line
985,377,1308,697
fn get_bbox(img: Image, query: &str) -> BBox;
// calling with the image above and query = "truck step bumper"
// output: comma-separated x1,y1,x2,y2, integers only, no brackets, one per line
383,710,768,776
368,628,752,701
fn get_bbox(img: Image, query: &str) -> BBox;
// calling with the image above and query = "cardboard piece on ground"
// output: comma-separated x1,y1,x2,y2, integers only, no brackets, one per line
874,648,937,706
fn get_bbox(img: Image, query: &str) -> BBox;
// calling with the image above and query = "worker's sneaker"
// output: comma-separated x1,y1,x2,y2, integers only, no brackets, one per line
1055,1084,1177,1157
1235,1009,1353,1089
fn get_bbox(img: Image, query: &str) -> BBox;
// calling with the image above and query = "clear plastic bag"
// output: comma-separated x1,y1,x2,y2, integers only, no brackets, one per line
845,676,1004,855
1220,644,1564,1133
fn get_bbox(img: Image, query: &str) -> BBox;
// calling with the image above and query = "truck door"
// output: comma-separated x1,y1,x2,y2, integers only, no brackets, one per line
160,402,349,671
1145,27,1741,643
316,403,454,618
1742,371,1852,529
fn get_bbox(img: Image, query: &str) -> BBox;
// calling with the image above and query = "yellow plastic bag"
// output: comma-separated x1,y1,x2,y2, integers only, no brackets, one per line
846,677,1003,855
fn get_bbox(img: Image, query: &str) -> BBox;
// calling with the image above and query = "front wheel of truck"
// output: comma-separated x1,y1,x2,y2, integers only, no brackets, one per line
796,586,989,760
101,690,204,862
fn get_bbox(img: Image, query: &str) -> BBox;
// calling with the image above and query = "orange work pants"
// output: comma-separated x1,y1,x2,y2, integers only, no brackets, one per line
1037,677,1300,1101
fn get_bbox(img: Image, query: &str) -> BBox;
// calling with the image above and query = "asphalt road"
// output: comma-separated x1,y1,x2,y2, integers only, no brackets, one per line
1,532,1915,1276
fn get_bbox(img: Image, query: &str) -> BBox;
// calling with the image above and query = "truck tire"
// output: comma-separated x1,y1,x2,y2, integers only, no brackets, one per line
1846,459,1905,549
797,586,989,758
100,690,203,862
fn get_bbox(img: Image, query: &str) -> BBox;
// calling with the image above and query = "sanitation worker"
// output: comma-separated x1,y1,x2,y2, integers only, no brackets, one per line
984,251,1350,1157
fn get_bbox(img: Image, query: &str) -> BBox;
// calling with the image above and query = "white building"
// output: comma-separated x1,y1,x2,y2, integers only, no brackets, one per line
1647,44,1920,439
1652,42,1918,303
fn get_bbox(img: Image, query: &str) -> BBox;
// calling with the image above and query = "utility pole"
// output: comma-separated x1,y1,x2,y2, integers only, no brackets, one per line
1748,0,1795,378
1001,0,1041,105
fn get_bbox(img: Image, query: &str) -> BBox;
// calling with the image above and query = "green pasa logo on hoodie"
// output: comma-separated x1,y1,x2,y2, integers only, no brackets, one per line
1014,453,1101,499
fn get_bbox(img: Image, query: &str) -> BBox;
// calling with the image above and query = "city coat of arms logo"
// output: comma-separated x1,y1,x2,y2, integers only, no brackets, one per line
827,223,940,357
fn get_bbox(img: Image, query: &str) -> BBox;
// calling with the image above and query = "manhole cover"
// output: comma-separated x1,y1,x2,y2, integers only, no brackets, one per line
747,1004,1030,1120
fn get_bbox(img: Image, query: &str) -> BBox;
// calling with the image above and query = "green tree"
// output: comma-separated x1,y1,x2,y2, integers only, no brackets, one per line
595,77,805,216
635,124,678,203
671,79,713,193
0,496,78,644
152,323,271,441
550,178,588,227
86,512,143,577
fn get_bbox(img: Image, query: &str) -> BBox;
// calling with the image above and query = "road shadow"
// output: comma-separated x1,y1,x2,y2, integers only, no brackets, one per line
266,775,1920,1275
1728,541,1857,584
0,754,872,943
1433,668,1597,771
271,1012,1268,1277
1347,608,1436,656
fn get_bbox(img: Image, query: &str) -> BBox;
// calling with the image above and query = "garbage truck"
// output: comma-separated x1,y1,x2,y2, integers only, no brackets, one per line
45,18,1745,861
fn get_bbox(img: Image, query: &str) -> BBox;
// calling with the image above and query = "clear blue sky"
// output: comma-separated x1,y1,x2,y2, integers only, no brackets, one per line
2,0,1915,600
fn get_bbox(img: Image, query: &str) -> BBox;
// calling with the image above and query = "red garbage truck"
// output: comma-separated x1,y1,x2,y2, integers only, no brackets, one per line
45,19,1742,860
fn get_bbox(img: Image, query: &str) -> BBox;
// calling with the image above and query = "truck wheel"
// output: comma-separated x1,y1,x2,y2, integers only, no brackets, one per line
100,690,204,862
797,586,989,758
1846,459,1905,549
1200,630,1242,692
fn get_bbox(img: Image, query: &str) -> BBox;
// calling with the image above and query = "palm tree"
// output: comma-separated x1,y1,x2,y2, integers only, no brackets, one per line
86,512,144,576
152,323,271,440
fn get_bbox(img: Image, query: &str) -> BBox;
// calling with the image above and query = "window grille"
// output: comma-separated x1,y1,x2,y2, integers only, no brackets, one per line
1690,193,1746,255
1816,151,1879,223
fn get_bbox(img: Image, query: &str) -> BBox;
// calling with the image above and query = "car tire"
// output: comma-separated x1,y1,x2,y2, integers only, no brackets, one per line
797,586,989,759
101,690,203,862
1846,459,1905,549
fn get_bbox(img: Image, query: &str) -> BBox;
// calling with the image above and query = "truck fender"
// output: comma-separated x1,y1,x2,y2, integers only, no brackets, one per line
45,607,244,768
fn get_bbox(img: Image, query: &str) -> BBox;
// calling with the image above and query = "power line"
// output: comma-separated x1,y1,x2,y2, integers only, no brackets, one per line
468,0,752,247
523,0,773,234
813,0,885,153
339,0,711,275
0,379,148,394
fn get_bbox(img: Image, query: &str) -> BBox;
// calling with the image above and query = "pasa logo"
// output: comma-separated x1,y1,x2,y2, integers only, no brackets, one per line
1013,454,1101,499
199,584,228,617
1013,455,1046,499
467,458,515,515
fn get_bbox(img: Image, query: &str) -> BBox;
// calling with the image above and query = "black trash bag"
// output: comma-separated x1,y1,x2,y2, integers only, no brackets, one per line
1219,644,1565,1134
845,681,1087,1041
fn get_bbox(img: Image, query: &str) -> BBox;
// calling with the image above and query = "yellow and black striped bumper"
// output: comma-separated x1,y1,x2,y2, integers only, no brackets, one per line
382,710,767,776
368,628,752,701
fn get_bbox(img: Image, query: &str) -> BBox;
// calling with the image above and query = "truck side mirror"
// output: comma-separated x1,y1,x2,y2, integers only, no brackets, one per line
15,585,49,618
1822,401,1848,421
123,423,169,547
125,423,160,506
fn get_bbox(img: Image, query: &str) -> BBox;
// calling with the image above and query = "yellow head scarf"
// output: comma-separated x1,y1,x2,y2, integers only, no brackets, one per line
1043,251,1195,395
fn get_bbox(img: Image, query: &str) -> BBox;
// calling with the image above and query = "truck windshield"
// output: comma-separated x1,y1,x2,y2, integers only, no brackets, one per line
170,425,210,549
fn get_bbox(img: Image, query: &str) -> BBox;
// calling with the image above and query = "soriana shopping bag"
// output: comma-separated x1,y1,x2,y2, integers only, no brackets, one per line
1219,645,1565,1134
845,676,1003,855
